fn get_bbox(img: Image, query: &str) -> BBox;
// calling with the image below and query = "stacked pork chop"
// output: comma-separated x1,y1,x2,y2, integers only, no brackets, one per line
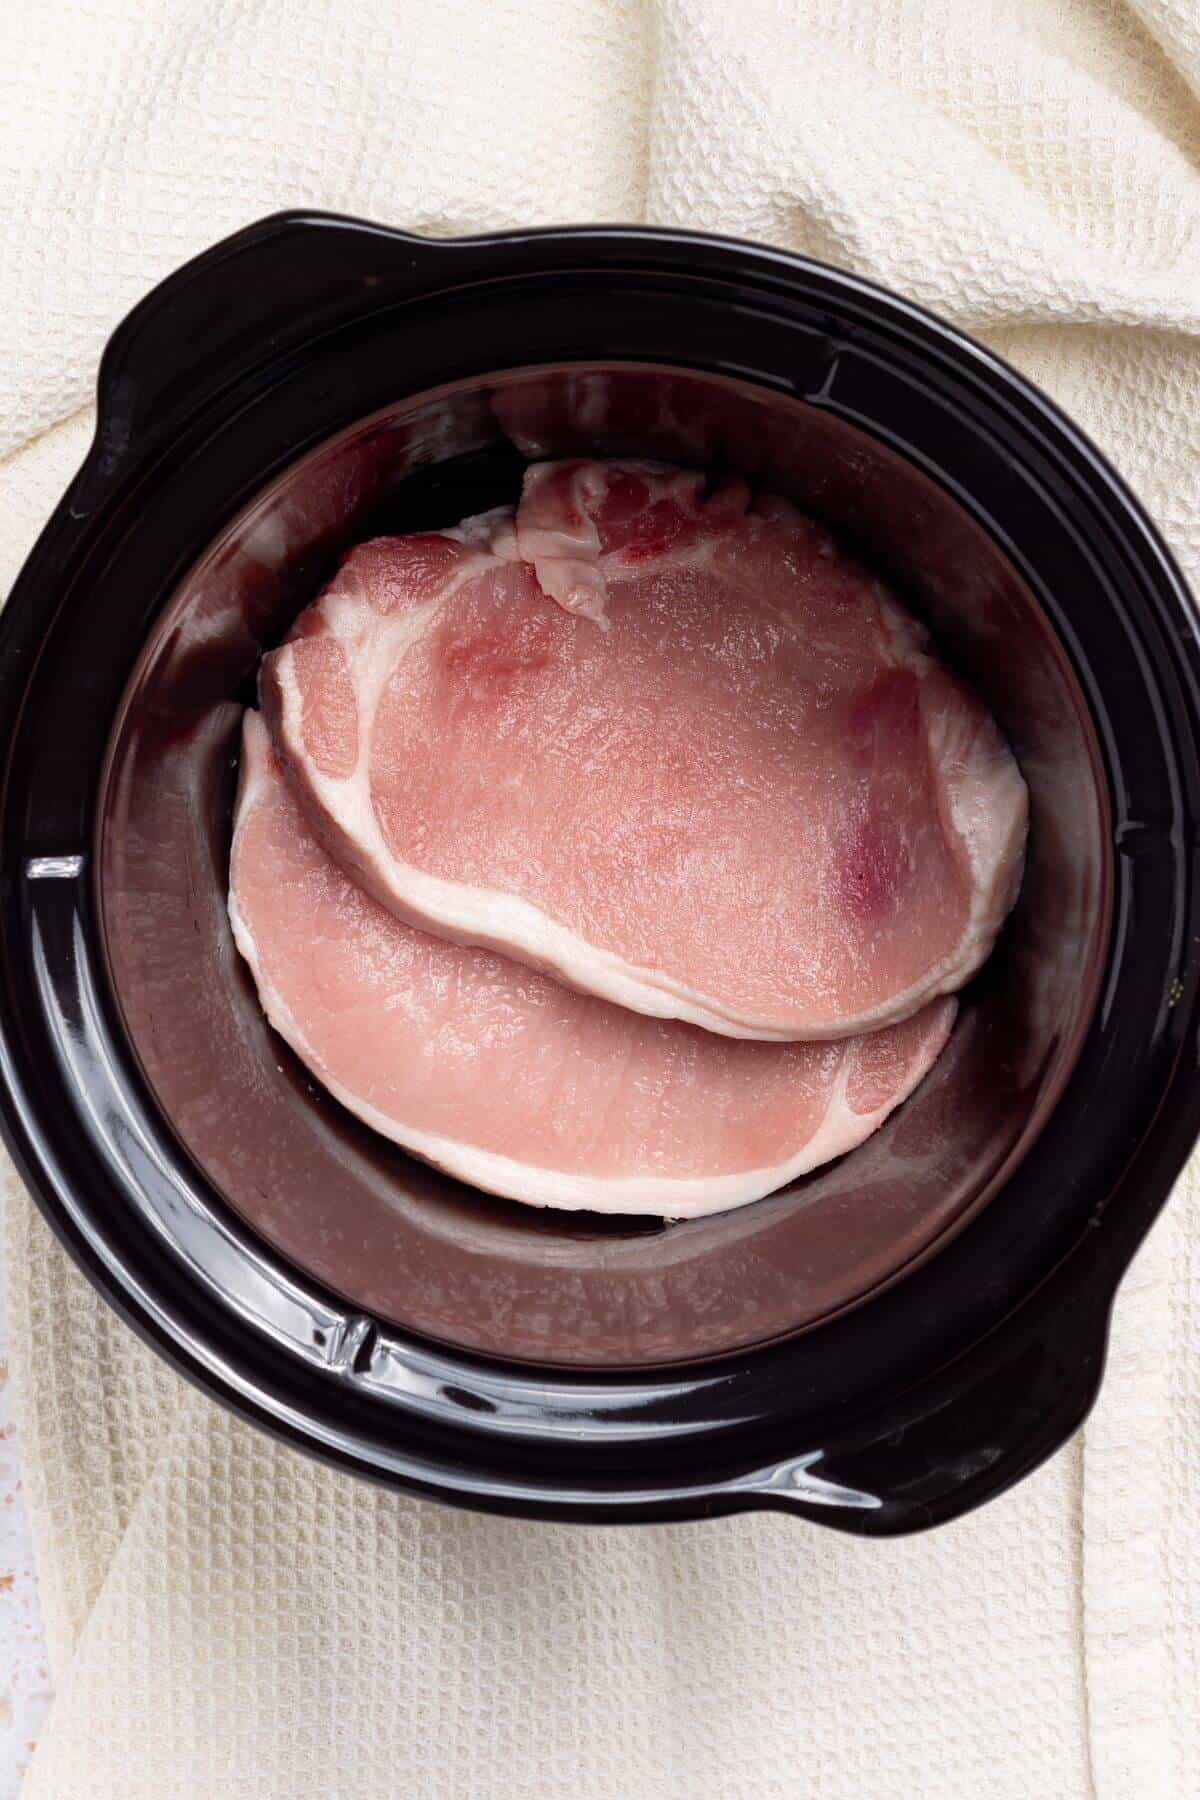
230,459,1027,1217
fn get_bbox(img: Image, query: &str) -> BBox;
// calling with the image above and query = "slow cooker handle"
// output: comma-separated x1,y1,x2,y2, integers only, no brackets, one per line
73,211,464,519
750,1265,1111,1534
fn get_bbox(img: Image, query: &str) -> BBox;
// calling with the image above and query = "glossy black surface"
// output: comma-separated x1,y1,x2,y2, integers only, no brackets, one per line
1,213,1199,1532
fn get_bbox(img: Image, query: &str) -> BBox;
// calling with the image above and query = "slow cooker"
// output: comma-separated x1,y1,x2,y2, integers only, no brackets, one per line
2,211,1198,1532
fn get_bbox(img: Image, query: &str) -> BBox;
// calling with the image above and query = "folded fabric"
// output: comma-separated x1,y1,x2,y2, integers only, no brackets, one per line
2,0,1199,1793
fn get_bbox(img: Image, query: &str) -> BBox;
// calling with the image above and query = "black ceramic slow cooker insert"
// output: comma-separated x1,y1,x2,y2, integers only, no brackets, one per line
1,213,1198,1533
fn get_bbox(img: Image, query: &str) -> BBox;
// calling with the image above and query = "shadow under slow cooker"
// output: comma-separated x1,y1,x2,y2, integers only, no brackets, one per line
97,363,1110,1369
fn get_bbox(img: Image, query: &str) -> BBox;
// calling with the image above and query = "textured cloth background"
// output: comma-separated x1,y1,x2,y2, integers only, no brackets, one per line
2,0,1200,1793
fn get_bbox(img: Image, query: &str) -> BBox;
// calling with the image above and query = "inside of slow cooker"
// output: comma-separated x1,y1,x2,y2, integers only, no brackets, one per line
97,363,1110,1369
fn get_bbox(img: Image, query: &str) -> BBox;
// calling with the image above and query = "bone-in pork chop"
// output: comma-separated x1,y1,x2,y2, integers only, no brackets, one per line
260,460,1027,1040
229,712,955,1217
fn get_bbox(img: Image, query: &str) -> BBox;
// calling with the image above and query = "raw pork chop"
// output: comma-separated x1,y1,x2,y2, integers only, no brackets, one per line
260,460,1027,1040
229,713,955,1217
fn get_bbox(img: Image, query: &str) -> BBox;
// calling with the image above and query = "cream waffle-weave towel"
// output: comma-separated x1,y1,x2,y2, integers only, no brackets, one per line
2,1,1199,1792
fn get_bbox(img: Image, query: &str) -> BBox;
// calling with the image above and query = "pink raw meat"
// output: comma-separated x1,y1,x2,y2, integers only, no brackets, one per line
229,712,955,1216
260,459,1027,1040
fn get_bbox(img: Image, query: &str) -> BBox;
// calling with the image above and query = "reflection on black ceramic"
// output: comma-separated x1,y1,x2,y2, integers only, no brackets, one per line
0,215,1198,1532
